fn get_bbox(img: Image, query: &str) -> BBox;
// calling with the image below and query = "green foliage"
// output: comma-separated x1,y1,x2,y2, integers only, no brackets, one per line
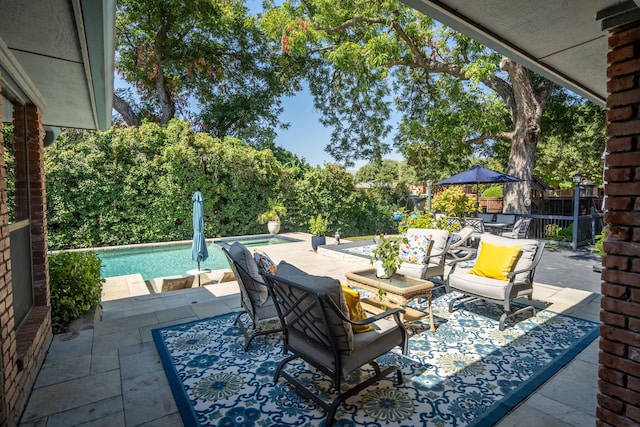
481,186,503,198
370,234,402,275
2,125,14,222
591,226,606,256
536,92,606,187
49,252,104,333
45,121,398,249
545,223,573,242
258,200,287,224
398,212,436,233
115,0,291,145
308,214,329,236
432,186,476,216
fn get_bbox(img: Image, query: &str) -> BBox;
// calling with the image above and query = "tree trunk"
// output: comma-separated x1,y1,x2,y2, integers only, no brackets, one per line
499,58,555,214
112,93,141,127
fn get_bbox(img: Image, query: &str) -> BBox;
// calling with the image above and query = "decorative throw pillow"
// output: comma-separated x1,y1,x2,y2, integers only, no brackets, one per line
469,241,522,281
253,249,277,275
398,234,432,264
451,233,462,244
341,285,375,333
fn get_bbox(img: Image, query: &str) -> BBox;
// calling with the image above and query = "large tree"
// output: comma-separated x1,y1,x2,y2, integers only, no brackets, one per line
114,0,292,146
260,0,559,212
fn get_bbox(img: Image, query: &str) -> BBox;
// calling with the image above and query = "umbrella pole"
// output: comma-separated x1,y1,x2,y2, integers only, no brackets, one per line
197,260,201,286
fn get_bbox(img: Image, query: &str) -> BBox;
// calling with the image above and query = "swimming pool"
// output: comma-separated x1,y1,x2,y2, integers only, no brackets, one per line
96,235,300,280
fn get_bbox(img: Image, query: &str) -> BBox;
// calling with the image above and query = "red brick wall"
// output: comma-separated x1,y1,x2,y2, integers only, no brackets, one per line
598,21,640,427
0,100,52,426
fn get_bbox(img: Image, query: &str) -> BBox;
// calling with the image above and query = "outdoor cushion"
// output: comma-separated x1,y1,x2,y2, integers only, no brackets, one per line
254,249,277,275
341,285,374,333
479,234,539,283
274,261,355,352
228,242,269,305
469,241,522,281
449,271,515,300
399,234,431,263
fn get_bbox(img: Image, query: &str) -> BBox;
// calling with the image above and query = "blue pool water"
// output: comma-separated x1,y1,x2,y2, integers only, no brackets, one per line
97,235,299,280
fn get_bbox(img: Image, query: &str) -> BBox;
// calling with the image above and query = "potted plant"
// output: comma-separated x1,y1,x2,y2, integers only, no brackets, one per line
258,200,286,235
370,234,401,278
309,214,329,251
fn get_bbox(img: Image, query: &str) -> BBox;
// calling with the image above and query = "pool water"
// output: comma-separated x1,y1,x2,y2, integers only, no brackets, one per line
97,235,299,280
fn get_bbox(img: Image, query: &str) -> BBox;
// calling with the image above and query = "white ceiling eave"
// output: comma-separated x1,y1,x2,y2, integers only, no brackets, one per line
400,0,616,106
0,0,115,131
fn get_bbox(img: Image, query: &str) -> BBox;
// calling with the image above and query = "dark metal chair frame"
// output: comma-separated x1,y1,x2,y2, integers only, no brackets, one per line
446,240,546,330
262,272,408,426
222,247,283,351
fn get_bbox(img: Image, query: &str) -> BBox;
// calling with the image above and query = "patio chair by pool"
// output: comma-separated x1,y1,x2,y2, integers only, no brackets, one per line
446,233,545,330
222,242,282,351
262,261,408,427
396,228,451,283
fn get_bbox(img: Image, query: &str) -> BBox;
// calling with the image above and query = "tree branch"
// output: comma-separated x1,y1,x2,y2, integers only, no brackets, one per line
318,16,386,32
112,93,141,127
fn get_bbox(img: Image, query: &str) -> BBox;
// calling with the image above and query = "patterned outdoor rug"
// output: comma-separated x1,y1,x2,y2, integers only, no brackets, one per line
152,292,598,426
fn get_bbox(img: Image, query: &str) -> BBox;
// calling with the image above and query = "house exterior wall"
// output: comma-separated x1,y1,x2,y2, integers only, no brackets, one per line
0,80,53,426
598,21,640,427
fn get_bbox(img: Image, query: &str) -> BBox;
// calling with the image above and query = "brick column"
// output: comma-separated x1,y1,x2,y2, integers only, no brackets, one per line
598,22,640,427
12,105,49,306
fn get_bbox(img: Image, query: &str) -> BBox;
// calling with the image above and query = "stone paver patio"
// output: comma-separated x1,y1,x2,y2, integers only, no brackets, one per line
18,233,601,426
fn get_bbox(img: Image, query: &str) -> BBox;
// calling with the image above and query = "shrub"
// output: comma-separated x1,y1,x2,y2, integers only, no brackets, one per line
591,226,607,256
481,186,503,198
49,251,104,333
432,186,476,216
308,214,329,236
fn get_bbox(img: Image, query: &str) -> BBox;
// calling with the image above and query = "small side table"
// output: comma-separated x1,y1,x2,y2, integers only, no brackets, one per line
187,269,212,287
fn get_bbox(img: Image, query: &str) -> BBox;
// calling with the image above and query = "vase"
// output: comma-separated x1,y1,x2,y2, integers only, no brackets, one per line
311,235,326,251
374,260,393,279
267,221,280,235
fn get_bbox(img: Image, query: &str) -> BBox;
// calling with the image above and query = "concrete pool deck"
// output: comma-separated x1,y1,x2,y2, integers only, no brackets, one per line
20,232,601,426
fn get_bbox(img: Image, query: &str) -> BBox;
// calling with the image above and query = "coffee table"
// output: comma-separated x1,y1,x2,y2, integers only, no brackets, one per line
345,268,435,332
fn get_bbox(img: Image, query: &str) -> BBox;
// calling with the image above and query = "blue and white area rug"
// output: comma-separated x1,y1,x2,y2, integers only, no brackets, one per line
152,293,599,426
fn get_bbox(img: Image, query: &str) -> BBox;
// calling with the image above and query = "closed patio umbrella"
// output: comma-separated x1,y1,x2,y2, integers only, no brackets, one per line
436,165,523,204
191,191,208,279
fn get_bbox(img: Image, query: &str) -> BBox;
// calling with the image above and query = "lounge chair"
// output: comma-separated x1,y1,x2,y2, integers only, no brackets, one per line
446,233,545,330
262,261,408,427
222,242,283,350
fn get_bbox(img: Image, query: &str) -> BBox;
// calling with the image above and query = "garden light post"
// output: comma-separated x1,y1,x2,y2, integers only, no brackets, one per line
426,180,432,213
572,172,583,251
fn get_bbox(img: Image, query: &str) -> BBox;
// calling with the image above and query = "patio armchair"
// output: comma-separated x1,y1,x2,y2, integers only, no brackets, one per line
463,217,485,234
222,242,283,350
262,261,408,427
501,217,532,239
396,228,452,284
446,233,545,330
447,226,477,261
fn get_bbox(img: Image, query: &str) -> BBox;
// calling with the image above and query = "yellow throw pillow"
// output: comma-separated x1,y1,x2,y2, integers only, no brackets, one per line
469,241,522,281
341,285,375,333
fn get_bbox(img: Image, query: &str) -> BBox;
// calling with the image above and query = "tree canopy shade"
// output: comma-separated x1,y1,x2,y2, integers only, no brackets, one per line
114,0,293,146
258,0,575,213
